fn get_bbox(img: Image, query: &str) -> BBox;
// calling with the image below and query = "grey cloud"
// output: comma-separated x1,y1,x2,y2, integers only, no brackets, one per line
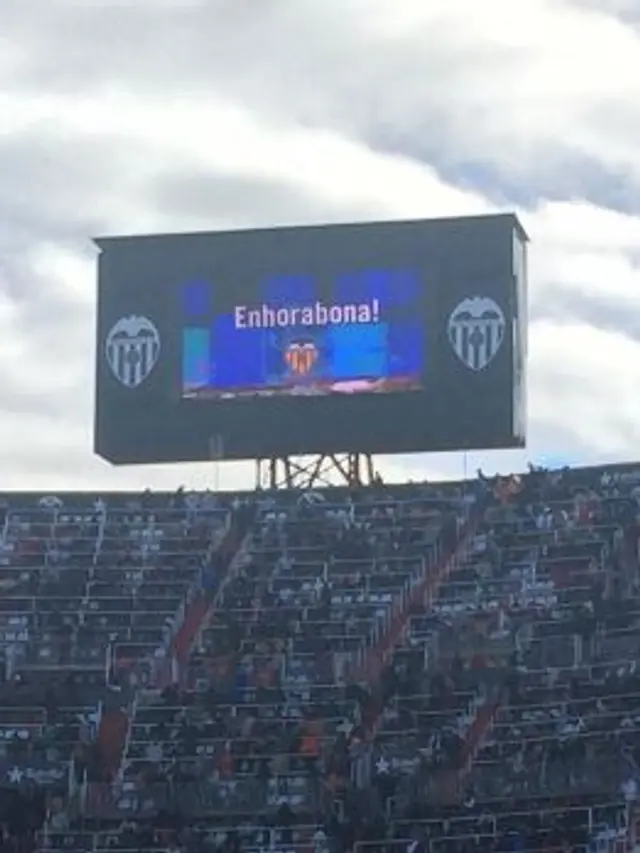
148,171,344,230
5,0,638,224
0,382,85,421
398,146,640,216
0,124,331,261
1,1,303,97
1,250,103,354
0,0,639,489
565,0,640,27
530,292,640,344
0,129,155,241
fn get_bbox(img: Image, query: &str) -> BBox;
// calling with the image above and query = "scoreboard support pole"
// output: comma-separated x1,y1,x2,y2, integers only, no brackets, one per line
255,453,377,490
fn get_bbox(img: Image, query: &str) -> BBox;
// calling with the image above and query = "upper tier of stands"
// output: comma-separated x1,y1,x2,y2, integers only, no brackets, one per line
0,462,639,853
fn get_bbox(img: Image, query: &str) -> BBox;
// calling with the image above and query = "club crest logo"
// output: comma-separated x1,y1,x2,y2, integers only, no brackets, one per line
285,341,318,376
105,315,161,388
448,296,506,371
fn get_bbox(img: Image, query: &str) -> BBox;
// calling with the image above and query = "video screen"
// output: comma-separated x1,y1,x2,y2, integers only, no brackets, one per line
181,269,425,400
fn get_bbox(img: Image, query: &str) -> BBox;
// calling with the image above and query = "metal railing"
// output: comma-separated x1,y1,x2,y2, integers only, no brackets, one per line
81,773,322,817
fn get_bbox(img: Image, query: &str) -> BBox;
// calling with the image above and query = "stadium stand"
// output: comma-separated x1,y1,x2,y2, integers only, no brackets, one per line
1,464,640,853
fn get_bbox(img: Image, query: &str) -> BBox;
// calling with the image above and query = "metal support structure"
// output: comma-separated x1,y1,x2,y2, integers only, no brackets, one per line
255,453,378,490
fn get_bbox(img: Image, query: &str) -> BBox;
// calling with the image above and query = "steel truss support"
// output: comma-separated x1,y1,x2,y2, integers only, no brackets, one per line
255,453,377,490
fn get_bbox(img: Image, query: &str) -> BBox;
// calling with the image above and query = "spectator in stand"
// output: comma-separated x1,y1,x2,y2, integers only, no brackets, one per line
0,466,637,853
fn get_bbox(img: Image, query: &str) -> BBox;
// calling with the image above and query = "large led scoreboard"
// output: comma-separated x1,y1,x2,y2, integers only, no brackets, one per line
94,213,528,463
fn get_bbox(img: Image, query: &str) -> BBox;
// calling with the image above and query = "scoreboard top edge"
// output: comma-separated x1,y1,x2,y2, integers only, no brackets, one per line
93,212,529,251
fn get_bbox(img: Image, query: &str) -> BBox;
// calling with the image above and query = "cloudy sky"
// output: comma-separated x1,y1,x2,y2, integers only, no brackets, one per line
1,0,640,491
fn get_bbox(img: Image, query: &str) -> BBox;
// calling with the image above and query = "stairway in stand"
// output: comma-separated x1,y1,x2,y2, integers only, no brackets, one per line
362,512,478,683
97,504,255,777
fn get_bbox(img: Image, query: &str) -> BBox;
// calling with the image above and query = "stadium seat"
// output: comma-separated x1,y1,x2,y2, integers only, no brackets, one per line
0,465,638,853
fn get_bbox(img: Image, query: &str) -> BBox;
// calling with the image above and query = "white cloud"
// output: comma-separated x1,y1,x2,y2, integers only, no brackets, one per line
529,203,640,309
0,0,638,491
530,319,640,452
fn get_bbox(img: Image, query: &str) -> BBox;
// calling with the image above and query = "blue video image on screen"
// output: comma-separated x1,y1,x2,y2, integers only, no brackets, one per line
182,269,425,399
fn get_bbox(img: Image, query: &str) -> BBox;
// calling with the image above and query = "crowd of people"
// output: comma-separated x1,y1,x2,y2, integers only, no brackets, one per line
0,463,638,853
